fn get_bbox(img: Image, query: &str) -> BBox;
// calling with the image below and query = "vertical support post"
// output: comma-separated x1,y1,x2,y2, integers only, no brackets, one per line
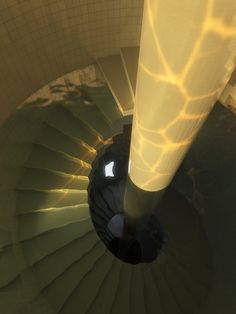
125,0,236,220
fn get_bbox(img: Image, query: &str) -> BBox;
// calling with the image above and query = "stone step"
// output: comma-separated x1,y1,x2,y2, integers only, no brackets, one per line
130,265,147,314
40,241,106,312
46,105,103,149
30,231,100,293
97,55,134,116
61,251,114,314
26,144,91,176
64,101,115,141
18,204,91,240
81,85,123,133
110,263,133,314
22,220,94,266
120,46,139,99
87,258,122,314
36,123,97,164
17,168,89,191
16,189,88,214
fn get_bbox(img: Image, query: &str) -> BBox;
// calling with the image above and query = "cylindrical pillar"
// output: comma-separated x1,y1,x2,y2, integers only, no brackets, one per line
125,0,236,219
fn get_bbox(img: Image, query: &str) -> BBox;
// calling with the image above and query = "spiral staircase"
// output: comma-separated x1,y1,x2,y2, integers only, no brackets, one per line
0,39,235,314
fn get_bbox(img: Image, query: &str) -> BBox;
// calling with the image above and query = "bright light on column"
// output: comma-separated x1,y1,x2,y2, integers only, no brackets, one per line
129,0,236,192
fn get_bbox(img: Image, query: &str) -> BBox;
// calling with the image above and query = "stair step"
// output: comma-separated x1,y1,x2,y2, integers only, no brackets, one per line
130,265,147,314
165,245,212,288
18,204,91,240
165,255,208,309
36,123,97,163
161,259,199,314
22,220,94,266
111,263,132,314
87,258,122,314
61,251,114,314
142,265,164,314
64,101,115,140
16,189,88,214
151,261,183,314
41,241,106,312
92,192,117,218
90,197,111,221
17,168,89,191
93,210,109,227
26,144,91,176
120,46,139,99
0,230,12,251
101,188,122,214
46,105,103,148
0,277,22,313
97,55,134,115
80,85,123,132
0,247,18,288
31,231,100,293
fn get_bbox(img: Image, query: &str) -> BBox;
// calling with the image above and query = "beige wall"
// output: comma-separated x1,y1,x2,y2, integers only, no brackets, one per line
0,0,143,125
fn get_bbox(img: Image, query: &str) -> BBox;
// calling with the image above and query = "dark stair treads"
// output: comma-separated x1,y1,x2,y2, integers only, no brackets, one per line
87,258,122,314
159,259,199,314
110,263,133,314
0,247,19,288
130,265,147,314
164,252,209,302
142,266,164,314
165,246,212,288
0,230,12,251
150,260,183,314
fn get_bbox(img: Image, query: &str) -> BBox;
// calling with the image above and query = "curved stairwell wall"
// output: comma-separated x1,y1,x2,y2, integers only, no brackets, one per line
0,1,235,314
0,61,235,314
0,76,212,314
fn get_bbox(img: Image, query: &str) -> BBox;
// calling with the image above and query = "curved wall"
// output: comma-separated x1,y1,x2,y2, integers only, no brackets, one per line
0,0,143,124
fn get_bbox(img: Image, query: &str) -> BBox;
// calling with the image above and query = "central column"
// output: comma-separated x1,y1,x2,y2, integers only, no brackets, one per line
125,0,236,221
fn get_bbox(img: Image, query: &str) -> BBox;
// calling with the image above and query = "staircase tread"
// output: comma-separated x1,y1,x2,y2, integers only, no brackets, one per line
81,85,123,132
120,46,139,99
97,55,134,115
18,204,92,240
42,241,106,312
111,263,133,314
142,265,164,314
64,102,114,140
22,221,95,266
17,167,89,191
87,258,122,314
26,144,91,176
46,105,103,148
60,250,114,314
130,265,147,314
36,123,97,163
